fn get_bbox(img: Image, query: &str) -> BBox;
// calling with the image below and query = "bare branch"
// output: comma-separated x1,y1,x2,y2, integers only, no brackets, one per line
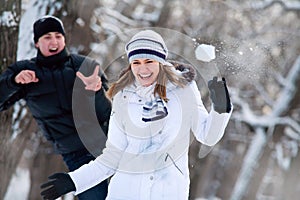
250,0,300,12
272,55,300,116
230,127,267,200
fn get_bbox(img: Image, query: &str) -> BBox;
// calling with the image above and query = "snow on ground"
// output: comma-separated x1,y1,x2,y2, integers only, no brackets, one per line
4,167,30,200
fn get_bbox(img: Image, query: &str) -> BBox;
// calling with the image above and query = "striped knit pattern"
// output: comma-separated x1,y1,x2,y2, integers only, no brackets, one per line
126,30,168,64
142,97,168,122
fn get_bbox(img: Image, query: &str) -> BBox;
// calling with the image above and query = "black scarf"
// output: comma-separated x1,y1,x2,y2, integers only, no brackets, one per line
36,47,69,68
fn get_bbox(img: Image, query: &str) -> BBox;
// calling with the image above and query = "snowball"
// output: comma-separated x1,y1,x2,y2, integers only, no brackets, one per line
195,44,216,62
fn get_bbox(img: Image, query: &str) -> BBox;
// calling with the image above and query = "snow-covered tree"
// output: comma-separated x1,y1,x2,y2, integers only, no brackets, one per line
1,0,299,199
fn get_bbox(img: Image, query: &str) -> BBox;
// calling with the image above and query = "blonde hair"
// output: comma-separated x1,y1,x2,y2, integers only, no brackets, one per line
106,63,188,102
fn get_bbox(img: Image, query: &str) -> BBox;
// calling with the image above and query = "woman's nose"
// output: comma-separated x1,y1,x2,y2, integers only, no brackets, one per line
139,63,148,70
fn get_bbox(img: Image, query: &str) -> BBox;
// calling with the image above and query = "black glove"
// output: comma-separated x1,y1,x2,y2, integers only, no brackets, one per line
40,173,76,200
208,77,231,114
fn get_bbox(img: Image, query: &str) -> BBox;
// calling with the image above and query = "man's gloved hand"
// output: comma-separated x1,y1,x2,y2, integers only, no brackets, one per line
208,77,231,114
40,173,76,200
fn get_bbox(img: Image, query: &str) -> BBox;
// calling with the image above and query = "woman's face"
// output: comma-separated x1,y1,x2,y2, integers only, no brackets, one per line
131,58,160,86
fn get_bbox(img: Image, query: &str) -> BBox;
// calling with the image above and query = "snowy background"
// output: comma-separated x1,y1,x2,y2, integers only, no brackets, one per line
1,0,300,199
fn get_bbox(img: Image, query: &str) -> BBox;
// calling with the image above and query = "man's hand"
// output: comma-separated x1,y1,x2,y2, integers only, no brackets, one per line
208,77,231,114
15,70,39,84
76,65,102,91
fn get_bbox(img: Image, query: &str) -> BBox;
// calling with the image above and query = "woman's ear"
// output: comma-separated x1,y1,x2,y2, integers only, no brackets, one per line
35,43,39,48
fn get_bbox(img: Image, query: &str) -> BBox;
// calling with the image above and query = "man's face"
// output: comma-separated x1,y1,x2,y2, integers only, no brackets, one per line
35,32,65,57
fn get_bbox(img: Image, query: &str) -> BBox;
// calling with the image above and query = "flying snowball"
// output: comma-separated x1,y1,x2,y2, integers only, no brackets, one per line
195,44,216,62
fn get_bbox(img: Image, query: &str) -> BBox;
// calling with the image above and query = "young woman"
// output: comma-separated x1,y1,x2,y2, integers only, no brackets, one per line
40,30,232,200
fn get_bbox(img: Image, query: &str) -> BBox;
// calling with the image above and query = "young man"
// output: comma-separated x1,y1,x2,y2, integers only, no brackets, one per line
0,15,111,200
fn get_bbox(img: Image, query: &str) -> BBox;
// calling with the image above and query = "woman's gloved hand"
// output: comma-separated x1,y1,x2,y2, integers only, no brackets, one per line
208,77,231,114
40,172,75,200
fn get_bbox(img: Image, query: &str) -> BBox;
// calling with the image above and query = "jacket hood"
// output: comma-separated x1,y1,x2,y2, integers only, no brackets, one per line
168,60,196,83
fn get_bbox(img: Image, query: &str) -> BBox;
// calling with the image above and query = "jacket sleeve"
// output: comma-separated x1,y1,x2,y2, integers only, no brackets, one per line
69,92,128,195
190,81,232,146
0,63,25,111
95,89,112,130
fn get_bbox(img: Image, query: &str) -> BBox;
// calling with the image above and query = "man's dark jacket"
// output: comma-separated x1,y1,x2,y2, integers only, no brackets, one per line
0,52,112,155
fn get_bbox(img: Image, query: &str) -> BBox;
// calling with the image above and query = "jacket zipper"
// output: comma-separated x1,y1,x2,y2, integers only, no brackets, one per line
165,153,184,175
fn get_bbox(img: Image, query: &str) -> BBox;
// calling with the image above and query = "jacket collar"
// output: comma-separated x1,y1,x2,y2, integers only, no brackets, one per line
36,47,70,68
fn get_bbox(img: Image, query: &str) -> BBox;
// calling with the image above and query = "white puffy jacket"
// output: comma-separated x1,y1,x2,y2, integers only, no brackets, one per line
69,79,232,200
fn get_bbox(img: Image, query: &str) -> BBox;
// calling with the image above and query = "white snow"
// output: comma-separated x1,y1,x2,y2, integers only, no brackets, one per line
10,101,27,142
4,167,30,200
0,11,18,27
76,17,85,27
195,44,216,62
17,0,51,60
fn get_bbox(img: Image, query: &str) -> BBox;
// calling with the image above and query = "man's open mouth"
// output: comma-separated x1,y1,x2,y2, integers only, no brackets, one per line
49,47,58,53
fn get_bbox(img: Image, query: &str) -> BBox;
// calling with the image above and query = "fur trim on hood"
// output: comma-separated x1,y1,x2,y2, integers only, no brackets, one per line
168,60,196,83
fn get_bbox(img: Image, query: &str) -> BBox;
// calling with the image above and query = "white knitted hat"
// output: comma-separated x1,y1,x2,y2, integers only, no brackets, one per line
125,30,168,64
